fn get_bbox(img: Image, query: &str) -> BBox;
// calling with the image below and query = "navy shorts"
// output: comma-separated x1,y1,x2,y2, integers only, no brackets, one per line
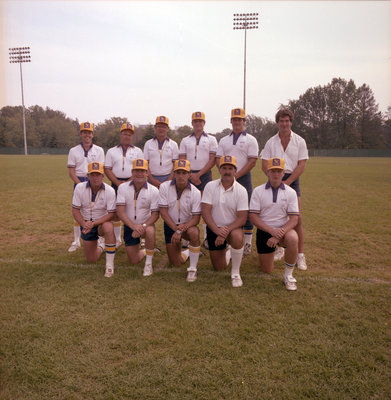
206,226,228,251
73,176,89,190
123,225,141,246
256,229,277,254
81,225,99,241
283,173,301,197
164,222,177,244
151,174,171,184
111,177,130,194
191,170,212,191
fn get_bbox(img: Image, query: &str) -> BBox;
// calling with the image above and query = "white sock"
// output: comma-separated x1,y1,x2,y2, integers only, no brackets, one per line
203,224,207,240
225,246,231,266
145,249,154,265
244,233,252,245
188,246,200,271
284,262,295,279
298,252,304,258
113,221,122,242
230,246,244,277
73,223,80,243
105,243,116,267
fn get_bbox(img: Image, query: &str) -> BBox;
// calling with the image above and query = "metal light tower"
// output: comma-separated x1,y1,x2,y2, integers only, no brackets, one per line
233,13,259,111
9,47,31,155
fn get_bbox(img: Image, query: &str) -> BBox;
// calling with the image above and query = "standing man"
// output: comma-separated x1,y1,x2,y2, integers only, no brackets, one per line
159,159,202,282
116,159,160,277
201,156,248,287
260,108,309,270
71,162,117,278
67,122,105,252
179,111,217,247
249,158,300,291
143,116,179,188
104,122,143,247
216,108,259,255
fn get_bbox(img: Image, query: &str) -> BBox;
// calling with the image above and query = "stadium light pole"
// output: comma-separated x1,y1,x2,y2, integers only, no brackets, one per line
9,47,31,155
233,13,259,111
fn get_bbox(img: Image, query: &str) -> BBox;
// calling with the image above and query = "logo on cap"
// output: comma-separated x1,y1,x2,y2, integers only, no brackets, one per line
233,109,241,115
92,162,99,170
132,159,149,170
87,161,104,174
273,159,281,166
267,157,285,170
136,159,144,167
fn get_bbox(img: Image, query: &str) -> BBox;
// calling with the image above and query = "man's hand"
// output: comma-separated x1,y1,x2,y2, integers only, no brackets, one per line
190,172,201,186
266,236,279,248
270,227,285,240
131,224,146,238
82,220,94,234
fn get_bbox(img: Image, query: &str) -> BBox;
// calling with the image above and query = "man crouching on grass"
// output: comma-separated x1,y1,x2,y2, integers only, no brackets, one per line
249,157,300,291
116,159,160,277
72,162,117,278
159,160,201,282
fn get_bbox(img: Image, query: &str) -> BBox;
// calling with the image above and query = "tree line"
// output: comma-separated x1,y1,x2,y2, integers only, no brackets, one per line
1,77,390,150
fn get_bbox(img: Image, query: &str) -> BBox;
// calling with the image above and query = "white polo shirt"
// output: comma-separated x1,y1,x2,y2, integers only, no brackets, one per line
105,144,143,179
249,182,299,228
179,132,218,171
159,180,201,224
202,179,248,226
72,182,116,222
143,137,179,176
116,181,159,224
216,132,259,171
260,131,309,173
67,144,105,178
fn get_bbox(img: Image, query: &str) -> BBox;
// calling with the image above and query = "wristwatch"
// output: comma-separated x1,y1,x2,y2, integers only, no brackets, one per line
176,229,182,235
142,223,147,228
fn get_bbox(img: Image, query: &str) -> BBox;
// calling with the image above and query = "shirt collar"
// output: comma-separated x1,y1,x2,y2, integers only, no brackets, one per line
265,181,285,190
129,180,148,189
230,131,246,136
170,179,191,190
117,144,134,148
190,131,208,138
86,181,105,190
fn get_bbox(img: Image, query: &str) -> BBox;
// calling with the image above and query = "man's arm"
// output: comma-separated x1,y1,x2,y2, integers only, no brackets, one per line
68,167,81,184
235,158,257,179
283,160,307,186
190,153,216,185
104,168,123,187
261,159,268,176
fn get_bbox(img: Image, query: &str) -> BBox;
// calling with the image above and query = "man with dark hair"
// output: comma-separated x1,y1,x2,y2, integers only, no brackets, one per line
260,108,309,270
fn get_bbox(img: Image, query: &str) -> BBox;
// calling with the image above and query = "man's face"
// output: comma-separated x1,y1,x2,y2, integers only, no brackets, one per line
277,116,292,134
219,164,236,179
80,130,93,145
267,168,284,187
120,130,134,146
132,169,148,184
88,172,104,187
231,117,245,134
174,169,190,186
192,119,205,134
154,123,169,140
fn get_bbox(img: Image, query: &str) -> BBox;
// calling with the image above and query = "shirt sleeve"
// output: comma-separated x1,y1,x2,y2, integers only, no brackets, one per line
158,182,169,208
201,181,213,204
298,137,309,160
150,186,160,212
247,135,259,159
116,184,126,206
179,138,186,157
191,187,202,215
143,141,150,161
135,147,144,159
97,147,105,163
236,185,249,211
72,183,82,209
216,139,224,158
67,148,76,168
209,136,218,153
104,149,113,169
249,187,261,214
106,186,117,213
172,141,179,160
260,137,272,160
287,187,300,215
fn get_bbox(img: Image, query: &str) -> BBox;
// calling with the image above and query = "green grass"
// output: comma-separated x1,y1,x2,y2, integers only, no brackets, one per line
0,155,390,399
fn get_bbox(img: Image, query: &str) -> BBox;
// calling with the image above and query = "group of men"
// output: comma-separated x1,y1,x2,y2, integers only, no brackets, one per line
68,107,308,290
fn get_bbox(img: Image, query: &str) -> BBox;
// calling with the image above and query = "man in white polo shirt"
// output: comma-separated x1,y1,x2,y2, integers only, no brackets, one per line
260,108,309,270
71,162,116,278
116,159,160,277
216,108,259,256
104,122,143,247
159,159,202,282
202,155,248,287
249,158,300,291
67,122,105,252
143,116,179,188
179,111,217,247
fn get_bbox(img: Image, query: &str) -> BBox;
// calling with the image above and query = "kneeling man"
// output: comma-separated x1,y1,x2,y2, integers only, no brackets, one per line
72,162,116,278
201,156,248,287
249,157,299,291
159,160,201,282
116,159,160,276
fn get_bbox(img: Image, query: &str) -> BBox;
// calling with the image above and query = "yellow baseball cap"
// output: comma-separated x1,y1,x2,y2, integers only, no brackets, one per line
231,108,246,119
87,161,104,175
155,116,169,126
267,157,285,171
219,155,237,168
132,159,149,171
192,111,205,122
174,159,191,172
120,122,134,133
80,122,94,132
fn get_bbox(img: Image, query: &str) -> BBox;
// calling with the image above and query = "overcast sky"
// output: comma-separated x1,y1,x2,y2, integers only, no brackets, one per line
1,0,391,133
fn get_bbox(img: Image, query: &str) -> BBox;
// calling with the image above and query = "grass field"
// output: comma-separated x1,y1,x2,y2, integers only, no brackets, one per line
0,155,390,399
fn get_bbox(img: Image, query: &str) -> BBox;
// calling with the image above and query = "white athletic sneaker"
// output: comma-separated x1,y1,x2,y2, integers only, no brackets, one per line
243,242,252,256
115,240,122,249
186,270,197,283
68,240,80,252
297,254,308,271
225,246,232,266
274,246,285,261
231,274,243,288
104,266,114,278
143,264,153,277
284,275,297,291
97,236,105,251
140,238,146,248
203,238,209,250
182,240,190,249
